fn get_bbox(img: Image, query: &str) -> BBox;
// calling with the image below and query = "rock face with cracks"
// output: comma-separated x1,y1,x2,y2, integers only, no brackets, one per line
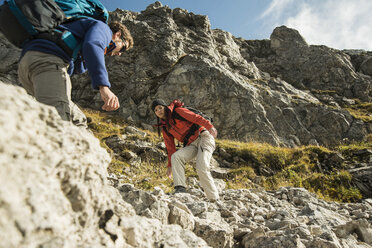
1,2,371,146
76,2,371,147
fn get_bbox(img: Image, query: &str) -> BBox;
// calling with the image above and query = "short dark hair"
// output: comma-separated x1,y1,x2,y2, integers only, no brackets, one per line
108,22,134,50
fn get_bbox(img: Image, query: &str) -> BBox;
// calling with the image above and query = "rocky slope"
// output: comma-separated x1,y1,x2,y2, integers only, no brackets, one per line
1,80,372,247
1,2,372,147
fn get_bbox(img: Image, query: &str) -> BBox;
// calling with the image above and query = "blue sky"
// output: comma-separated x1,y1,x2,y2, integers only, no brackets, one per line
100,0,372,51
100,0,270,40
1,0,371,50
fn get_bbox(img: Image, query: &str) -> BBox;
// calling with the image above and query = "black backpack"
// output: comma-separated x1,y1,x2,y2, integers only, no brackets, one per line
172,105,213,123
0,0,65,48
172,105,213,147
0,0,108,59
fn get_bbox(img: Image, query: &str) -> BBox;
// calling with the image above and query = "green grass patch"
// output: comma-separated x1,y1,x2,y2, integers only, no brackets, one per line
83,108,125,139
216,139,294,170
344,102,372,123
128,161,173,192
310,89,338,95
303,171,362,202
82,108,368,203
216,140,365,202
108,158,130,175
225,167,257,189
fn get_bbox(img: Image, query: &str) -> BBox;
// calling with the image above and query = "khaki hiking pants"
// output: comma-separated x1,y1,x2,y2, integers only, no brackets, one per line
18,51,87,127
171,131,219,201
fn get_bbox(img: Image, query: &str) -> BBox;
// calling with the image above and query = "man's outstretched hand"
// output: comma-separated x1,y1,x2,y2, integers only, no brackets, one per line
99,86,120,111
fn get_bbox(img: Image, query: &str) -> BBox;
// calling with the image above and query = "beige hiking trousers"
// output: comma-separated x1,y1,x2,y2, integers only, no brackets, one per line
171,131,219,201
18,51,87,127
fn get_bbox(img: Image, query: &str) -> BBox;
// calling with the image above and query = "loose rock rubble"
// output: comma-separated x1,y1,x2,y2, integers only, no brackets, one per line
117,181,372,248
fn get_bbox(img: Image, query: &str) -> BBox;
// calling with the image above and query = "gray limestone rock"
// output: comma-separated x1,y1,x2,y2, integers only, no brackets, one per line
0,82,209,248
360,57,372,76
89,8,371,146
194,217,234,248
0,82,135,247
0,32,20,84
168,203,195,230
348,165,372,198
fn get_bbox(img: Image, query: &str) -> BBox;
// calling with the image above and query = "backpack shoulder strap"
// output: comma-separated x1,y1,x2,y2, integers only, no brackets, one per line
171,105,201,147
171,106,187,122
7,0,38,35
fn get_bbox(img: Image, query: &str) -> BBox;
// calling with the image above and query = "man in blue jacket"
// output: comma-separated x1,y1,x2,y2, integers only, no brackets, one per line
17,18,133,127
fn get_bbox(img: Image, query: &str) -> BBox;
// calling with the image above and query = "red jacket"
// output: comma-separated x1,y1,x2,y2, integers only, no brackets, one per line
161,100,213,167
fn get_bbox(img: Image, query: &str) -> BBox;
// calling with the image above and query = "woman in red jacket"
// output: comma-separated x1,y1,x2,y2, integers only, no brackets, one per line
152,99,219,201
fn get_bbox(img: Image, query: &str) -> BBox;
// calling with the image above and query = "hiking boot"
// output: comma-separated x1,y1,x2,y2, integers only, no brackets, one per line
174,186,187,194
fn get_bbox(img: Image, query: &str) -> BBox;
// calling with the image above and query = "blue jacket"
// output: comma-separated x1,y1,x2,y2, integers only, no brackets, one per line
21,18,112,90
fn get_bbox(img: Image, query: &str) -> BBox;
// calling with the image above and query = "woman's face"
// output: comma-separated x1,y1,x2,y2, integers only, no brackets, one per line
154,105,166,119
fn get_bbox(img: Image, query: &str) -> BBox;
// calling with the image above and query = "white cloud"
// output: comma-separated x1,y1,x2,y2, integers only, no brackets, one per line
260,0,295,19
261,0,372,50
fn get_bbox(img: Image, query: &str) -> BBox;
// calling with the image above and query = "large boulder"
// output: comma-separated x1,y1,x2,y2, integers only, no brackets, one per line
0,81,209,248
